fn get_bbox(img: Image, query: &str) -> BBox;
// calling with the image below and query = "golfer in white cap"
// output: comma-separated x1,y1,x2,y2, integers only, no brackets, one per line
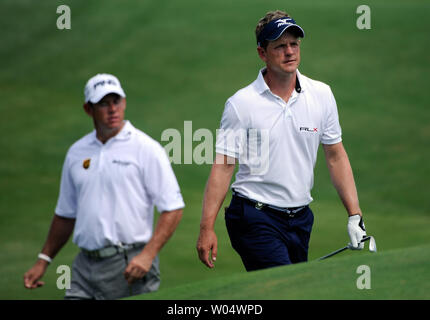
24,73,185,299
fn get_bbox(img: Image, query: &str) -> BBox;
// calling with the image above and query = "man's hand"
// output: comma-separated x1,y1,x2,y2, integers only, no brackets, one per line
347,214,366,250
23,260,49,289
123,209,182,285
196,228,218,268
23,215,75,289
124,252,153,285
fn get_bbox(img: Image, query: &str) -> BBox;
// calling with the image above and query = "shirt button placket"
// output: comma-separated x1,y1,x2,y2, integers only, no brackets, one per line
279,98,291,119
98,144,104,172
286,93,298,119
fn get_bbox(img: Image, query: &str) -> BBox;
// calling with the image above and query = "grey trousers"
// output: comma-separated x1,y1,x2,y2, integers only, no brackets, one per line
64,245,160,300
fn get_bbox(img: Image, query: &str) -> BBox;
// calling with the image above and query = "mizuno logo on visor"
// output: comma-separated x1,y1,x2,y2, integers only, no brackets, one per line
276,19,293,27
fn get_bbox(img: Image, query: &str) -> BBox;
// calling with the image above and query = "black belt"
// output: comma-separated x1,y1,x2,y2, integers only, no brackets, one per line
232,190,308,218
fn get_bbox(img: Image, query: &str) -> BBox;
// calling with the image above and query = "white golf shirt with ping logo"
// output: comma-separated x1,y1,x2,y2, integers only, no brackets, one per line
55,120,185,250
216,68,342,207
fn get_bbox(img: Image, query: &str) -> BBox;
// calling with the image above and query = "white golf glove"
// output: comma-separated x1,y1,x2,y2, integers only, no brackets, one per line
347,215,366,250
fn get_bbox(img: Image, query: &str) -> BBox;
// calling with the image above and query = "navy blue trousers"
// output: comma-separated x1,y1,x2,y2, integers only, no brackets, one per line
225,195,314,271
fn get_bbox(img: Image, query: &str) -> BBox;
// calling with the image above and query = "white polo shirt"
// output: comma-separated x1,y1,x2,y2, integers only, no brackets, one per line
55,120,185,250
216,68,342,207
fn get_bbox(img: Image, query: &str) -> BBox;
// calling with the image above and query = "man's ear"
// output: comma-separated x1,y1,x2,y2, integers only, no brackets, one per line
257,46,267,63
83,103,93,117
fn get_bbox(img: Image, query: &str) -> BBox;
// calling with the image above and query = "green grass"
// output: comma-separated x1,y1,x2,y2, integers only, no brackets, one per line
1,0,429,299
129,243,430,300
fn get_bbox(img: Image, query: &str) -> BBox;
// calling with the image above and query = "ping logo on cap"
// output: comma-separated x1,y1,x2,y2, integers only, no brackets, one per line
93,79,118,90
83,158,91,169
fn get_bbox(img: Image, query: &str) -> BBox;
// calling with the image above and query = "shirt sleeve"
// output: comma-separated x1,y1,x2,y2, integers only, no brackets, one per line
215,100,246,158
55,152,77,218
143,143,185,213
321,87,342,145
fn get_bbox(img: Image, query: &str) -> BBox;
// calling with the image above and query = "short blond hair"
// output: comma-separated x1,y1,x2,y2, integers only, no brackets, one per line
255,10,290,48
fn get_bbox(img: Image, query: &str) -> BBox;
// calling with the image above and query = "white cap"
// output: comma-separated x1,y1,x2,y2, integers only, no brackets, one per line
84,73,126,103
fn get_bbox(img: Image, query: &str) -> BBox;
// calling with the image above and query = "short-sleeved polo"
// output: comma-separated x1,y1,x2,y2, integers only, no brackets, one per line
215,68,342,207
55,121,185,250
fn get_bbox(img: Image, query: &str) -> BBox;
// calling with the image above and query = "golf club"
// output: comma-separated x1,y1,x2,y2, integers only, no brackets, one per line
318,235,377,261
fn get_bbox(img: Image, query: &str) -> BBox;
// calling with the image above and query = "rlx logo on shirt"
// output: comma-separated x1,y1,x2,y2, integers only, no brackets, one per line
299,127,318,133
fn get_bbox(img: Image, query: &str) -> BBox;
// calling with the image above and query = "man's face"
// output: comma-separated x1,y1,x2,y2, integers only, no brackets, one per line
85,93,126,132
258,31,301,75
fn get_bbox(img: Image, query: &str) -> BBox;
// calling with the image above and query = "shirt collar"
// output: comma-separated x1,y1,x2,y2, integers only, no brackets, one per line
254,67,305,95
295,69,304,93
113,120,134,141
89,120,134,145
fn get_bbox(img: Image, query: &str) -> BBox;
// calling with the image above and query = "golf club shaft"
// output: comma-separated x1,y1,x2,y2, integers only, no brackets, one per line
318,236,372,261
318,246,349,260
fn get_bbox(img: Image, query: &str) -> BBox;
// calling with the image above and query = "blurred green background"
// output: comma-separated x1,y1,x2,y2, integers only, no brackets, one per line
0,0,429,299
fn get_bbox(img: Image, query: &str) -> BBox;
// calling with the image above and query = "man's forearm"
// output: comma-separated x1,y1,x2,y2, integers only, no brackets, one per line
324,143,362,216
196,154,236,268
140,209,183,260
40,215,75,259
200,154,236,230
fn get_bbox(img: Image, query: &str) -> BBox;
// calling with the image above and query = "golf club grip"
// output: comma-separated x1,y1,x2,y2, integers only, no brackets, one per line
361,236,371,243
